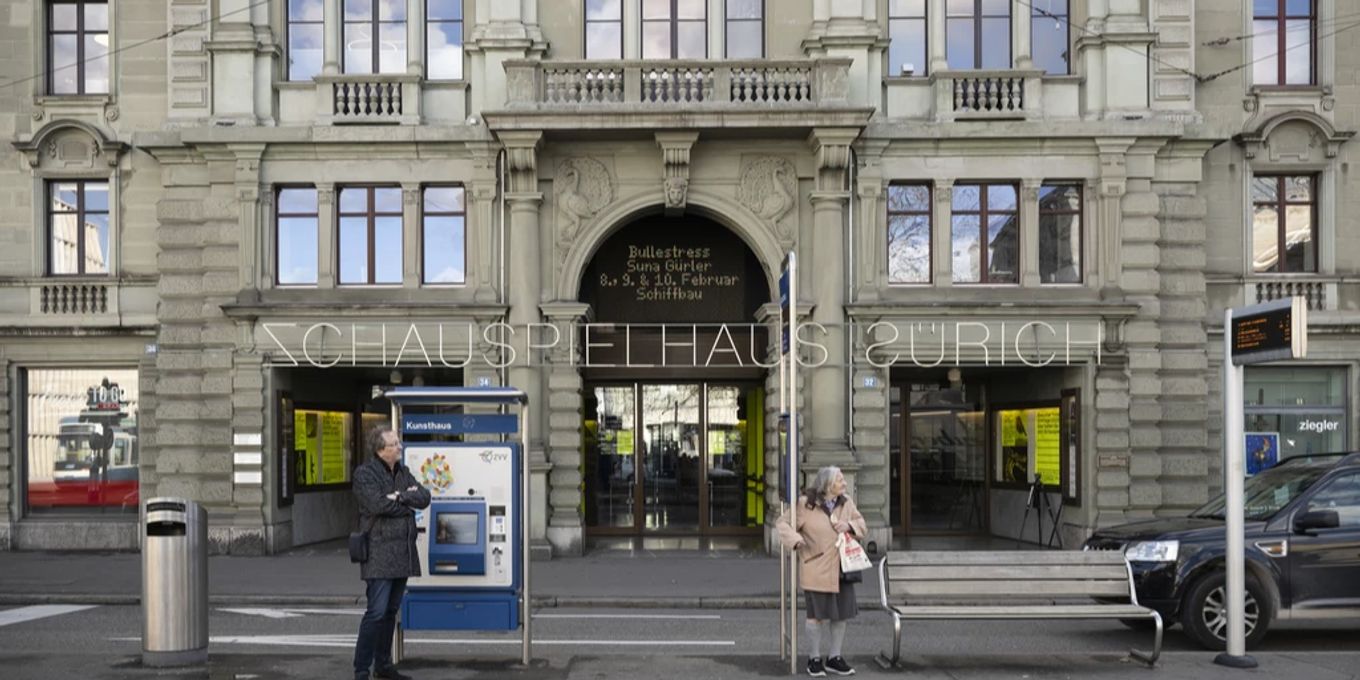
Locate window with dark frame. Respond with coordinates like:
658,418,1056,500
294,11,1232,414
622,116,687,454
48,1,110,94
1030,0,1069,75
1252,174,1317,274
286,0,324,81
338,186,403,285
888,183,932,284
946,0,1011,70
1252,0,1314,86
1038,183,1081,284
47,180,110,276
888,0,927,77
951,183,1018,284
343,0,407,75
725,0,763,59
422,186,466,284
643,0,707,59
586,0,624,59
276,187,319,286
427,0,464,79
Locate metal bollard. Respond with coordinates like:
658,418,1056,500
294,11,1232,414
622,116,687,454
141,497,208,667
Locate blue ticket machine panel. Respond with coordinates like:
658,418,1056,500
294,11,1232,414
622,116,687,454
402,443,520,631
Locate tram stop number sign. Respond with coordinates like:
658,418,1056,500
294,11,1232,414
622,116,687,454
1230,297,1307,366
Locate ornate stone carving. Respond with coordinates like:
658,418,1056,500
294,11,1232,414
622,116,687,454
317,187,334,205
738,156,797,226
554,157,614,253
403,187,420,205
934,184,953,205
664,177,689,211
105,105,120,122
1021,182,1041,204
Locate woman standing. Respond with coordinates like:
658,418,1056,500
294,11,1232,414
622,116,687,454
777,466,868,676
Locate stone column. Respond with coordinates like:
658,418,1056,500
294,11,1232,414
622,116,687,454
1014,0,1032,69
542,302,590,557
928,0,947,73
322,0,340,74
932,180,954,286
407,0,424,76
498,130,551,556
1020,178,1042,287
804,128,859,487
401,184,421,286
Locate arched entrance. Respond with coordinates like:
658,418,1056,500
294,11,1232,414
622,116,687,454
577,214,771,537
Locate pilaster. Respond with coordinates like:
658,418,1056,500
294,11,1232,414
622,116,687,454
541,302,590,557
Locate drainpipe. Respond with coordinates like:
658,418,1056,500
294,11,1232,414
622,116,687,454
846,146,858,453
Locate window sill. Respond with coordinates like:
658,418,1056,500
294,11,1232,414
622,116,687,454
1249,84,1327,95
35,94,114,105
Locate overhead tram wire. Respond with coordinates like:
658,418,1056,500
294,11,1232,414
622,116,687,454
1014,0,1202,82
1203,9,1360,46
1198,18,1360,83
0,0,274,93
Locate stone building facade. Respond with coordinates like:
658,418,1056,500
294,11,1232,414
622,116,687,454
0,0,1354,554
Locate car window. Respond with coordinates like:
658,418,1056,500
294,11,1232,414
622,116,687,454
1194,463,1328,520
1304,472,1360,528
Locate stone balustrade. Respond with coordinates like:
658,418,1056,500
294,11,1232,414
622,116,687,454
1250,276,1337,311
506,58,850,108
932,69,1043,121
39,283,109,314
316,73,422,125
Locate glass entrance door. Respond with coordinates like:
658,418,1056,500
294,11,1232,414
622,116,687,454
585,382,763,535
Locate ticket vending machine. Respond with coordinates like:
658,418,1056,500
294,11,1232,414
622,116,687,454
387,387,530,664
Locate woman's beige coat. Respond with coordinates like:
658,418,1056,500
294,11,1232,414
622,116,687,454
776,496,868,593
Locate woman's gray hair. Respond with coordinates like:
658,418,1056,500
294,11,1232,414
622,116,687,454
806,465,844,505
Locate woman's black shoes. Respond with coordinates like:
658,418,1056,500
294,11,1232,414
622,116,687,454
825,656,855,675
806,657,826,677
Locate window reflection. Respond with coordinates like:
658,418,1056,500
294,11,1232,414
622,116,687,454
48,1,109,94
25,369,140,514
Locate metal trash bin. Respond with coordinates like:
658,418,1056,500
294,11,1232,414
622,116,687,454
141,497,208,667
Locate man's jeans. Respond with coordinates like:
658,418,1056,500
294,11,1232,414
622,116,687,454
354,577,407,677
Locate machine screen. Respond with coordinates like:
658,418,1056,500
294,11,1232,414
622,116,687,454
435,512,479,545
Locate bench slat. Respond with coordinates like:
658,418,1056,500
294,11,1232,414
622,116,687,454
889,604,1153,619
894,580,1131,598
886,565,1129,581
884,551,1125,567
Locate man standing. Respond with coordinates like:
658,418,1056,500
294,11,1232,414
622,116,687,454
352,426,430,680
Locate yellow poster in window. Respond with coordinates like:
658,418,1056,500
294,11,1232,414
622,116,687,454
709,430,728,456
320,412,349,484
616,430,634,455
1034,407,1060,486
296,411,319,485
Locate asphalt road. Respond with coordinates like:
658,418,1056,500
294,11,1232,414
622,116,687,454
2,604,1358,679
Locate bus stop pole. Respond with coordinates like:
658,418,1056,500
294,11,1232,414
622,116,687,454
1216,308,1256,668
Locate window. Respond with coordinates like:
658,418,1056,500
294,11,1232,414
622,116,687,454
343,0,407,75
48,1,109,94
1030,0,1068,75
292,407,356,490
339,187,403,285
888,0,927,77
725,0,763,59
1253,0,1314,86
888,183,931,284
427,0,463,79
422,186,466,284
1038,183,1081,283
993,404,1068,490
1303,473,1360,528
947,0,1010,70
1252,175,1315,273
24,369,139,515
643,0,707,59
951,183,1017,283
277,187,319,285
1245,367,1346,460
286,0,324,81
586,0,623,59
47,180,109,276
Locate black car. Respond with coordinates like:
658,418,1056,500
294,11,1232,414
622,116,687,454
1083,452,1360,650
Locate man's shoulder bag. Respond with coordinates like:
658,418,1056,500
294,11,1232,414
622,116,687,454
349,516,376,564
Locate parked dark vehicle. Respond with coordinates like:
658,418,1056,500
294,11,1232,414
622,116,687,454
1083,452,1360,650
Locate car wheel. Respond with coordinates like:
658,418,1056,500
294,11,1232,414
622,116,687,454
1180,571,1272,651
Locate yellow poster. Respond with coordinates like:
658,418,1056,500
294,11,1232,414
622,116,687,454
320,412,349,484
1034,407,1060,486
296,411,319,485
998,409,1029,483
709,430,727,456
616,430,634,455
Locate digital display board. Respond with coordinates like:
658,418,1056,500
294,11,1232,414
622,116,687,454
1231,298,1306,365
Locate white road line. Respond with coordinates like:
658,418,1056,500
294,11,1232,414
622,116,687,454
192,635,735,649
532,614,723,620
217,607,367,619
0,605,97,628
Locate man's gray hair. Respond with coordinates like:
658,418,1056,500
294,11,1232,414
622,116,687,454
366,425,396,458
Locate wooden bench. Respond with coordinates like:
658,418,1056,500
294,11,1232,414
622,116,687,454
875,550,1162,668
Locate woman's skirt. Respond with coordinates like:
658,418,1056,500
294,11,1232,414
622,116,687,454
804,581,858,621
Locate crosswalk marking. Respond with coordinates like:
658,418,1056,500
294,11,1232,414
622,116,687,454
0,605,97,628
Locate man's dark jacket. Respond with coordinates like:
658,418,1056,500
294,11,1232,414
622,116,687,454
353,456,432,580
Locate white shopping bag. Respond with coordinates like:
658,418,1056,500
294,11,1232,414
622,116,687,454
837,531,873,573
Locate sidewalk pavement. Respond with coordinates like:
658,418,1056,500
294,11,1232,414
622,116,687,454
0,541,794,607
